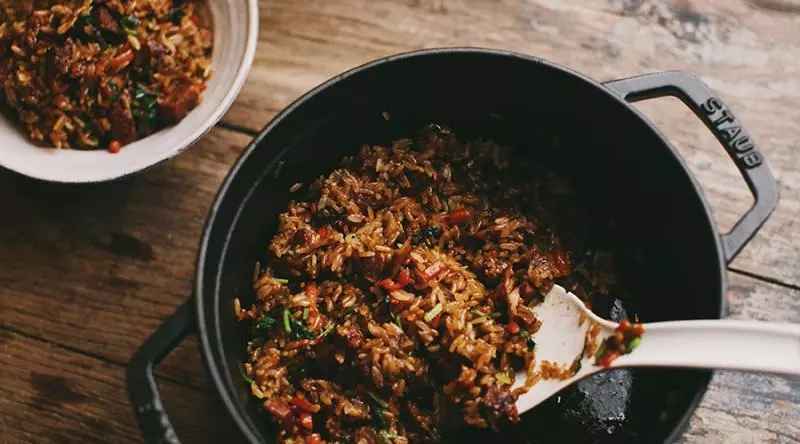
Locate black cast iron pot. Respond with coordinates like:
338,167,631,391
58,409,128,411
127,48,778,444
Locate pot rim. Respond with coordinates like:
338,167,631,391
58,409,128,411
195,47,726,444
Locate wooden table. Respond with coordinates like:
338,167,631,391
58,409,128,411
2,0,800,442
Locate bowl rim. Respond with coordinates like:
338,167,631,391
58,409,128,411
195,47,723,444
0,0,260,184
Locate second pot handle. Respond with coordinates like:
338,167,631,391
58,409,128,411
127,301,193,444
603,72,778,263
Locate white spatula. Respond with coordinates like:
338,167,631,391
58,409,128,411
514,284,800,414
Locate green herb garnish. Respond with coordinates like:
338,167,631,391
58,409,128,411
73,10,94,30
273,278,289,285
369,398,388,429
240,364,254,384
133,83,158,131
255,316,277,331
108,81,121,102
302,307,309,321
289,316,314,340
519,330,536,351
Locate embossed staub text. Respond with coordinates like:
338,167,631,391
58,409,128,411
700,97,762,169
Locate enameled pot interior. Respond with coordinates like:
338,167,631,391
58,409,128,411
199,50,723,443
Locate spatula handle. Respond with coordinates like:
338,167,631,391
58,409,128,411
612,319,800,377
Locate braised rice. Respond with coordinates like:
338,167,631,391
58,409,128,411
0,0,212,152
238,125,618,443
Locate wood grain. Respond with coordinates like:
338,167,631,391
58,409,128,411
0,329,234,444
221,0,800,286
680,274,800,444
0,126,252,388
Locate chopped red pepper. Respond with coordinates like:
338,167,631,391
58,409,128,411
421,261,446,281
307,434,322,444
108,140,122,153
298,412,313,430
190,14,200,25
633,323,645,336
317,226,328,238
507,321,520,334
444,207,472,224
290,396,317,413
617,319,631,333
264,398,294,426
396,268,413,287
597,351,621,367
378,278,401,291
110,49,134,72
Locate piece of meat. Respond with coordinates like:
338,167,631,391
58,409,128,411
109,103,137,143
95,6,120,33
357,254,386,282
336,324,364,349
290,228,314,249
134,39,169,67
157,82,200,123
49,38,74,76
525,250,565,288
264,397,294,428
350,426,379,444
472,253,508,283
479,386,520,426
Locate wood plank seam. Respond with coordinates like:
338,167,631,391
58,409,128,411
0,324,205,392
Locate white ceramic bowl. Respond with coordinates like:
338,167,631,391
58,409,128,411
0,0,259,183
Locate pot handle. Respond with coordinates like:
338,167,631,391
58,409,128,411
603,72,778,263
126,302,192,444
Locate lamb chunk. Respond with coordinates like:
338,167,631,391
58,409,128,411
109,103,137,143
134,39,169,67
157,82,200,123
358,254,386,282
350,427,379,444
479,385,520,426
50,38,74,75
95,6,120,33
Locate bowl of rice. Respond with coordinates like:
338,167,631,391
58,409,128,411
0,0,258,183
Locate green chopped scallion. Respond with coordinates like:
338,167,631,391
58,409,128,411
625,336,642,354
302,307,309,321
282,308,292,333
121,15,140,28
391,312,402,327
594,339,608,361
273,278,289,285
368,391,388,409
379,431,402,443
424,303,443,322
